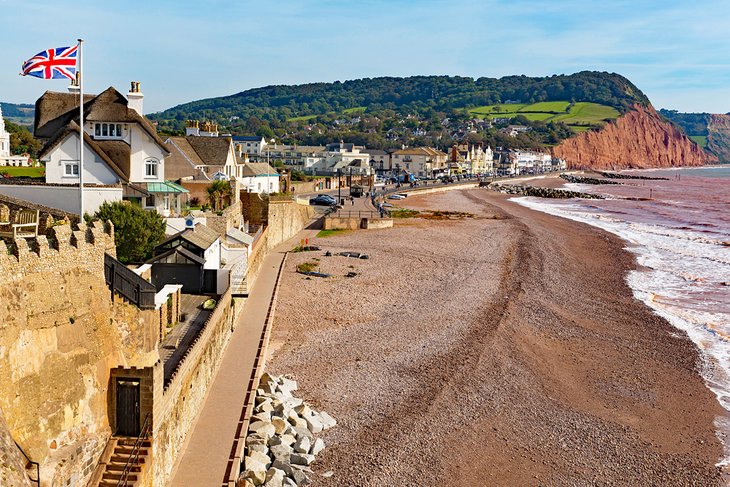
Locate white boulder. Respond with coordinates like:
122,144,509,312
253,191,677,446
310,437,325,456
293,436,311,454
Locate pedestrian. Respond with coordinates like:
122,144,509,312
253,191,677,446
351,196,355,205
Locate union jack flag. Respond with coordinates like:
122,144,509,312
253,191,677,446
21,45,78,80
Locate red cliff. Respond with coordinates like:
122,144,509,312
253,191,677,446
553,104,714,169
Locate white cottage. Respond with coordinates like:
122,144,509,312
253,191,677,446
34,83,187,215
239,162,280,193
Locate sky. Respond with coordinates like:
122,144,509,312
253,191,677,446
2,0,730,114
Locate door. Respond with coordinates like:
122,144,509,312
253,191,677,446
116,379,140,436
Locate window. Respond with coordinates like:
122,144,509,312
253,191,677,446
63,161,79,177
94,123,124,139
145,159,158,177
145,195,155,208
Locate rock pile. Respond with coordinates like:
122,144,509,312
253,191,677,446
237,373,336,487
598,171,669,181
489,182,603,199
559,174,621,185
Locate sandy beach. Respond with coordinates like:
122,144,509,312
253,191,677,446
266,186,724,486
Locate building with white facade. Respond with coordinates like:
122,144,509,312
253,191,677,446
390,147,448,177
232,135,268,156
31,82,188,216
239,162,280,193
449,143,494,174
0,107,32,167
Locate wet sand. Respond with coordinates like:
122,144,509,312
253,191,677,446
266,188,724,486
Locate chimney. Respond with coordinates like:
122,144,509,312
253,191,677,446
185,120,200,136
127,81,144,115
68,73,80,94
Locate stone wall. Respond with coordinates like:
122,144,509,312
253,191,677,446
204,200,242,236
266,200,315,251
323,216,362,230
152,290,235,486
240,192,269,226
0,221,160,487
246,227,270,287
0,409,33,487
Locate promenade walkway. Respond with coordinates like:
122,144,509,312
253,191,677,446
169,225,319,487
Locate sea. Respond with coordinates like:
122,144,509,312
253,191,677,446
514,166,730,463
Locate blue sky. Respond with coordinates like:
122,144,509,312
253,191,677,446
2,0,729,114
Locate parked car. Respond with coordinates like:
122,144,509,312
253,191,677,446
387,194,406,200
310,195,337,206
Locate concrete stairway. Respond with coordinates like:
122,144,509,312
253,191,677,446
96,437,150,487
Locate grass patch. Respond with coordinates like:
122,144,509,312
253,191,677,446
316,228,348,238
519,101,570,112
551,102,618,124
690,135,708,148
390,208,421,218
296,261,318,273
422,210,474,220
0,166,44,178
287,114,318,122
343,106,367,114
466,101,619,127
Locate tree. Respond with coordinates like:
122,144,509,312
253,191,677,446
91,201,165,264
206,180,233,211
5,120,42,157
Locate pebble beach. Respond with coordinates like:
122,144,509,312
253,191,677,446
266,187,724,486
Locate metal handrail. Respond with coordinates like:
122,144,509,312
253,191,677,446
116,412,151,487
13,441,39,487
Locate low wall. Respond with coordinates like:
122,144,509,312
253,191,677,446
324,217,361,230
246,227,270,287
364,218,393,229
323,216,393,230
152,290,235,486
0,183,121,216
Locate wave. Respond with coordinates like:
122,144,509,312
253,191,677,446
513,195,730,465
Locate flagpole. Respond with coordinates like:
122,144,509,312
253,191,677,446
78,38,84,219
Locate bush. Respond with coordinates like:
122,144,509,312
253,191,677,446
91,201,166,263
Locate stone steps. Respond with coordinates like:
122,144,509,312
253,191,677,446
93,436,150,487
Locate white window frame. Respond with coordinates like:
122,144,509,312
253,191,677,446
94,123,124,140
145,158,159,178
62,160,79,178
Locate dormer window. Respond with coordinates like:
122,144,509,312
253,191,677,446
94,123,124,139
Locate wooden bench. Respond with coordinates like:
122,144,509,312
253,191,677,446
0,209,39,239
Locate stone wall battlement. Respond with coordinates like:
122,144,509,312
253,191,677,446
0,220,115,280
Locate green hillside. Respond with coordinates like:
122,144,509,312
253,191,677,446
151,71,647,126
0,102,35,126
149,71,649,151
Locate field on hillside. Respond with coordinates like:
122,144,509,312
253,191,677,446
467,101,619,131
690,135,708,148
